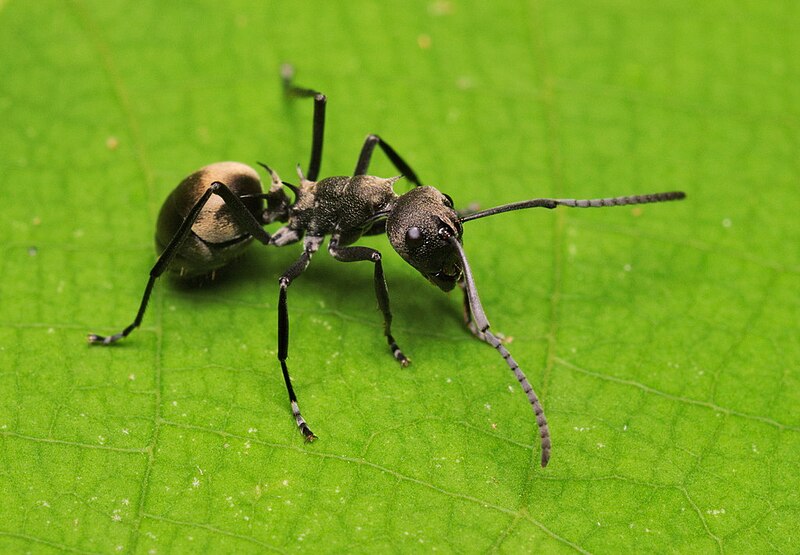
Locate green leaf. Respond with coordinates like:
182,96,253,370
1,0,798,553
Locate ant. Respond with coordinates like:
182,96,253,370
88,65,685,467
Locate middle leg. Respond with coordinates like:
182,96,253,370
277,235,323,441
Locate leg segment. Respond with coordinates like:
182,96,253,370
278,236,323,440
282,64,327,182
353,134,424,187
328,237,410,366
88,182,270,345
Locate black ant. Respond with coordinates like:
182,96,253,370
88,65,685,467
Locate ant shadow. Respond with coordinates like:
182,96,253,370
165,240,465,338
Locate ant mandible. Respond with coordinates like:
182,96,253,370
89,65,686,467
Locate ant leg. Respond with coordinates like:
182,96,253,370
353,134,424,187
88,182,271,345
282,64,327,181
328,237,410,366
278,236,323,440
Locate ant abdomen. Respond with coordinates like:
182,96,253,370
155,162,264,278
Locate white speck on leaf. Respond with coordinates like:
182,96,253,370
456,76,474,89
429,0,454,16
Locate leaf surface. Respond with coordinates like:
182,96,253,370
1,1,798,553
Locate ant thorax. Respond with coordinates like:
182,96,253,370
287,175,399,241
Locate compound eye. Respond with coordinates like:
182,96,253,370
405,226,424,248
442,193,454,208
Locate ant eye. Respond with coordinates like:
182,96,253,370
443,194,454,208
405,226,424,247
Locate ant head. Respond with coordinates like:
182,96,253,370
387,186,463,291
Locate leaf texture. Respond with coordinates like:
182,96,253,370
0,1,798,553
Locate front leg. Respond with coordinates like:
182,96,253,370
328,236,410,366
